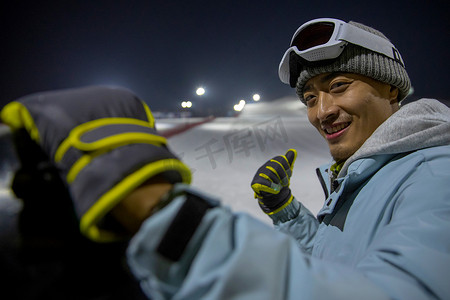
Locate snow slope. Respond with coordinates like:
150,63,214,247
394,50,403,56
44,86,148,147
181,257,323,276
158,96,331,224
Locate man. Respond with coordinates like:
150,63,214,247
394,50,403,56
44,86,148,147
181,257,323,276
1,19,449,300
251,17,450,298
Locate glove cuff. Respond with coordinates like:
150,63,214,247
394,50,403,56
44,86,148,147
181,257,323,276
267,197,301,223
258,188,292,214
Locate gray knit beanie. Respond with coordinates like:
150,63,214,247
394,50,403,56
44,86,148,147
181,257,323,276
295,21,411,104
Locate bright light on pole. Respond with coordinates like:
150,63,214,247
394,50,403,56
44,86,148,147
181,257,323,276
234,99,246,112
196,87,205,96
252,94,260,101
181,101,192,108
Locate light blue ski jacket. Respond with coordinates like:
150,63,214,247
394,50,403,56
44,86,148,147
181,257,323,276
127,99,450,300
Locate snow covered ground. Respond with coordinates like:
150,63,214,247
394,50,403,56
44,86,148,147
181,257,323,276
0,96,332,226
157,96,331,224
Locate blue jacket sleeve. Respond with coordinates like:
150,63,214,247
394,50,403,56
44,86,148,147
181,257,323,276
126,186,388,300
270,198,320,254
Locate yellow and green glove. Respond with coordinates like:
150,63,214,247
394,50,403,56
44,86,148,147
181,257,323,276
251,149,297,215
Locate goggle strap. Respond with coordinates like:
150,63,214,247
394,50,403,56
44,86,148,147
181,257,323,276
342,25,405,67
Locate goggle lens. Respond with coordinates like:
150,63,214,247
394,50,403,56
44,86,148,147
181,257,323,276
291,22,335,51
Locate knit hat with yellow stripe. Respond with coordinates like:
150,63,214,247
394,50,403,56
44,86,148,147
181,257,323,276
1,85,191,242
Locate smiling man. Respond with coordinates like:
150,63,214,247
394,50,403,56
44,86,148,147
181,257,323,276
304,72,399,162
251,18,450,299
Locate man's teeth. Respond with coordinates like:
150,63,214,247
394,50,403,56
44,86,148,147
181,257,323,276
326,123,348,134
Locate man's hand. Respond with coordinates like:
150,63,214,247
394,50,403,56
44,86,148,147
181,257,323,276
251,149,297,215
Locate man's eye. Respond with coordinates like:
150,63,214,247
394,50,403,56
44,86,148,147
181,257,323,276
330,81,349,91
304,95,316,106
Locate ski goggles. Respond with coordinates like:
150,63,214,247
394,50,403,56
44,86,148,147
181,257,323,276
279,18,405,87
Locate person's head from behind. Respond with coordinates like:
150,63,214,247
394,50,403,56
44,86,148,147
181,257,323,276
1,86,192,244
278,18,411,161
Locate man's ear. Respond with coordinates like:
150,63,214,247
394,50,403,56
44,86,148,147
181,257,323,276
389,86,399,104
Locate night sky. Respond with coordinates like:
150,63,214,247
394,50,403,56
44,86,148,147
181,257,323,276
1,1,449,116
